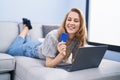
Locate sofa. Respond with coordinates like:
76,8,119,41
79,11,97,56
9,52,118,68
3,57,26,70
0,21,120,80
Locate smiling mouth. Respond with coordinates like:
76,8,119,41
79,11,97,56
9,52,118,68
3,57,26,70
68,25,75,30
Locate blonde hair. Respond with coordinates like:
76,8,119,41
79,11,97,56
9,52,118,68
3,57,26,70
57,8,87,60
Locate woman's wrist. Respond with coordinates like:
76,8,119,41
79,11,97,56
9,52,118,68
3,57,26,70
59,52,66,57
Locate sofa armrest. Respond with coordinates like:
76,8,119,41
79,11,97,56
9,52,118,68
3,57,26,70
0,53,15,73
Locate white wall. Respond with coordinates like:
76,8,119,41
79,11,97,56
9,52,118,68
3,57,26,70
69,0,86,14
0,0,86,24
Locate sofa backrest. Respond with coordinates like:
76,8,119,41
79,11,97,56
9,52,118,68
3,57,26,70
0,22,60,53
0,22,19,53
19,23,43,41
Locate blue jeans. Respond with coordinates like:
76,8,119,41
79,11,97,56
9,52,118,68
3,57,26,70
7,35,42,58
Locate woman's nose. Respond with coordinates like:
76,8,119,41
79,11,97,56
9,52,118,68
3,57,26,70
70,20,75,24
69,21,75,25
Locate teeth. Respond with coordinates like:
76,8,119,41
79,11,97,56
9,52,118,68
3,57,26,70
69,26,75,30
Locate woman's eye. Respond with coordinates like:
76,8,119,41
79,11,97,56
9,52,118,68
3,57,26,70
67,18,71,21
74,20,78,22
74,19,79,22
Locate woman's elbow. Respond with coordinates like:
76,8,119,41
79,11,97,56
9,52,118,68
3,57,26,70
45,62,56,68
45,57,56,68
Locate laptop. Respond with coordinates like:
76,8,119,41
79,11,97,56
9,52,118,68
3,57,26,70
57,45,108,72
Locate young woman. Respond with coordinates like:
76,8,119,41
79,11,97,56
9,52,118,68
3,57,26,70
7,8,87,68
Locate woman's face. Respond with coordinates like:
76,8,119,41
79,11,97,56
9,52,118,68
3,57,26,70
65,11,80,35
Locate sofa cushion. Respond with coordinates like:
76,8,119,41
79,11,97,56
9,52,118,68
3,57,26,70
0,22,19,53
42,25,59,38
19,23,43,41
0,53,15,73
14,56,120,80
14,56,45,80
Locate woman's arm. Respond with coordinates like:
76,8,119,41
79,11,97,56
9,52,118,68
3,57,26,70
46,42,66,67
46,53,65,67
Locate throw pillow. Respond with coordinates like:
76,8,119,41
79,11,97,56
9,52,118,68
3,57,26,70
42,25,59,38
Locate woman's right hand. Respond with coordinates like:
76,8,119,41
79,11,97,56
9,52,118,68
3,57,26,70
57,41,67,56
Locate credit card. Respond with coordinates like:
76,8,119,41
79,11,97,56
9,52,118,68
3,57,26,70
59,33,69,42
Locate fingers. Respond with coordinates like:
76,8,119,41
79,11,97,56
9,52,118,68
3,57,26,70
57,42,67,54
58,41,66,45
